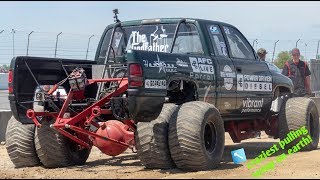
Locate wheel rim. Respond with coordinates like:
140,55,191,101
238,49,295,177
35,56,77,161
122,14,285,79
204,122,217,153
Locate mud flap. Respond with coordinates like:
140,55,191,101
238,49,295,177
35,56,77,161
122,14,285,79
128,96,164,122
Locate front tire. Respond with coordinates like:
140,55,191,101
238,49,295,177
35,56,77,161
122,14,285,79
278,97,319,151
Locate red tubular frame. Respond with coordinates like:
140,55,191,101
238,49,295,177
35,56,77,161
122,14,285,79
26,78,135,150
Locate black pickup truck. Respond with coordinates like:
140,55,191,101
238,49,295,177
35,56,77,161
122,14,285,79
7,17,319,171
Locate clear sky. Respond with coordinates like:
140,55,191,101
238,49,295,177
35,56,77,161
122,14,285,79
1,1,320,64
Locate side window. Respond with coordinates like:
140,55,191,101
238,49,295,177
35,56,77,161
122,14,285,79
172,24,204,54
206,25,228,57
223,26,255,60
98,29,112,64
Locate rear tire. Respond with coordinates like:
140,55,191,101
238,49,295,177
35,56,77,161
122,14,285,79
5,116,41,168
278,97,319,151
168,101,225,171
34,118,91,168
135,103,178,169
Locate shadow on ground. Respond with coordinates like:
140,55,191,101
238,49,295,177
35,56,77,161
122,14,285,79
87,154,139,166
76,141,280,175
72,141,320,175
223,141,283,162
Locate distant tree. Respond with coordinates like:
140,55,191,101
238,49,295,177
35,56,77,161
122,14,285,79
2,64,9,70
274,51,305,69
0,64,10,73
274,51,291,69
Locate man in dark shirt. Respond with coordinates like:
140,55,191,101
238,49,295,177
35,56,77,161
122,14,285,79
282,48,311,97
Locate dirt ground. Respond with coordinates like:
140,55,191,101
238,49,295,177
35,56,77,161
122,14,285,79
1,132,320,179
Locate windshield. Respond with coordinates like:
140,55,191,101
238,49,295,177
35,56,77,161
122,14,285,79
97,23,204,64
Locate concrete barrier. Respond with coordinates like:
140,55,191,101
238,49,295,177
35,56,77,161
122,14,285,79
0,73,8,90
0,110,12,142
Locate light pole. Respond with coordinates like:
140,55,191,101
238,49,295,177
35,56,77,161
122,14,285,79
304,43,307,60
252,39,258,51
272,40,279,63
54,32,62,58
295,38,301,48
86,34,94,59
11,29,16,57
316,40,320,59
26,31,34,56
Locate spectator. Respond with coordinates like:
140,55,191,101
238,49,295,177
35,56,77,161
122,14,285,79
281,48,311,97
257,48,267,61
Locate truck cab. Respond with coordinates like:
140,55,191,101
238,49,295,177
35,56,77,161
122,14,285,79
94,18,293,123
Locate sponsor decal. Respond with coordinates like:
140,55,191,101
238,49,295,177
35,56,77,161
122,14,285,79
128,25,169,52
143,54,177,73
241,98,264,113
189,57,214,74
220,42,228,56
237,74,272,92
190,72,214,81
144,79,166,89
176,58,189,67
209,25,219,34
220,65,236,90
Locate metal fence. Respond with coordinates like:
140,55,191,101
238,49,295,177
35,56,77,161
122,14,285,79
0,29,320,64
0,30,102,64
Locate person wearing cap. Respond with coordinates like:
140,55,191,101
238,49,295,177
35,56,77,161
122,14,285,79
282,48,311,97
257,48,267,61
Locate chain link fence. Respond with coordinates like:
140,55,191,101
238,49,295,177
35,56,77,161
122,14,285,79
0,30,320,93
0,30,319,63
0,30,102,65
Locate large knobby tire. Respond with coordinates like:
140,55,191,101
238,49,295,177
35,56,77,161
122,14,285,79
278,97,319,151
34,118,91,168
169,101,225,171
135,103,178,169
5,116,41,168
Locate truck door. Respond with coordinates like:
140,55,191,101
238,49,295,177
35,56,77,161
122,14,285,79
221,25,273,118
204,23,238,117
